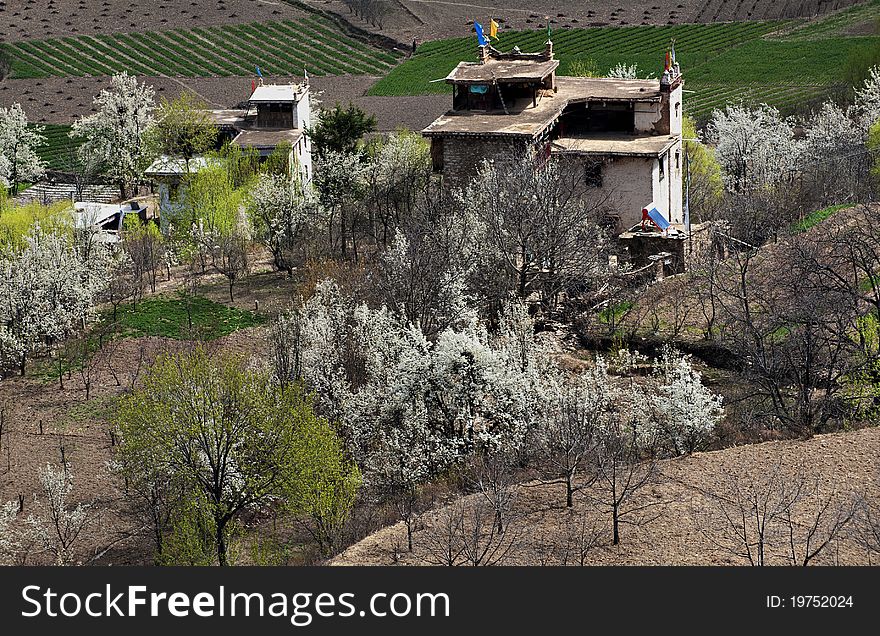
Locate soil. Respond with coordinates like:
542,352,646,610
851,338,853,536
0,74,447,132
306,0,869,43
332,426,880,566
0,0,306,43
0,256,285,565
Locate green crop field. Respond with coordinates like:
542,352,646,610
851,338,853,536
0,15,401,80
367,3,880,117
32,124,82,172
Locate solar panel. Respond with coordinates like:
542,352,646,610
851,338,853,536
647,206,670,230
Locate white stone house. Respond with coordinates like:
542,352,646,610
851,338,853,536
422,43,684,235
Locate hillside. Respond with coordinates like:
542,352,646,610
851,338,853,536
333,426,880,566
368,1,880,117
308,0,871,41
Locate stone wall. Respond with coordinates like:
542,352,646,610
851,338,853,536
438,136,533,190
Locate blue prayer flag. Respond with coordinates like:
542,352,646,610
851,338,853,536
474,22,488,46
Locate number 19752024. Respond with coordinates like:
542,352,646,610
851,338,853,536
767,595,854,608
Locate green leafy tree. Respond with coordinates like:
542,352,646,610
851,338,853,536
869,120,880,184
287,415,361,557
153,92,218,174
683,115,723,222
115,349,354,565
307,102,376,158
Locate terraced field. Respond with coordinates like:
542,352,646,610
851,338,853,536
0,15,402,80
367,2,880,117
36,124,80,171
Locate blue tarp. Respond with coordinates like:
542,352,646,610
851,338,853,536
646,206,670,230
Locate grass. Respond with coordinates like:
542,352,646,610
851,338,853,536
790,204,851,234
367,8,880,117
113,295,266,340
599,301,634,325
27,295,263,383
0,16,401,79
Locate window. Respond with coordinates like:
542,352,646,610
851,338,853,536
659,154,666,181
585,161,603,188
675,102,680,119
675,150,680,170
431,137,444,172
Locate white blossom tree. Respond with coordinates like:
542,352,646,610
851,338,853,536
72,72,156,198
651,348,723,456
250,172,317,276
706,103,801,194
0,103,46,194
0,500,22,565
27,462,94,565
607,62,639,79
0,224,109,377
853,65,880,130
801,100,870,203
539,361,612,507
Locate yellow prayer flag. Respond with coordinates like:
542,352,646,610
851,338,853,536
490,19,499,40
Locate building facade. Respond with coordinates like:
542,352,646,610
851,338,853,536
422,43,684,234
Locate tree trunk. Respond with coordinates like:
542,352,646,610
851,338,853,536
612,505,620,545
566,474,574,508
216,522,228,566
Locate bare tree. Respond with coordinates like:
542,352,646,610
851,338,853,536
538,510,604,566
783,481,857,566
421,501,466,566
698,461,856,566
713,236,861,435
464,155,610,309
586,394,659,545
853,492,880,561
467,450,518,533
456,498,518,566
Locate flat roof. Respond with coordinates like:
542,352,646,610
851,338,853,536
208,109,249,127
422,76,664,139
561,76,662,102
446,58,560,84
232,128,303,149
249,85,302,103
551,133,678,157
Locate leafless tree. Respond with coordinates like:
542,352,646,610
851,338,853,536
853,492,880,562
586,399,659,545
421,501,466,566
783,481,857,566
456,498,518,566
464,155,610,309
697,460,804,566
200,230,249,302
697,460,856,566
269,305,305,389
713,235,861,435
539,510,603,566
467,450,518,533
